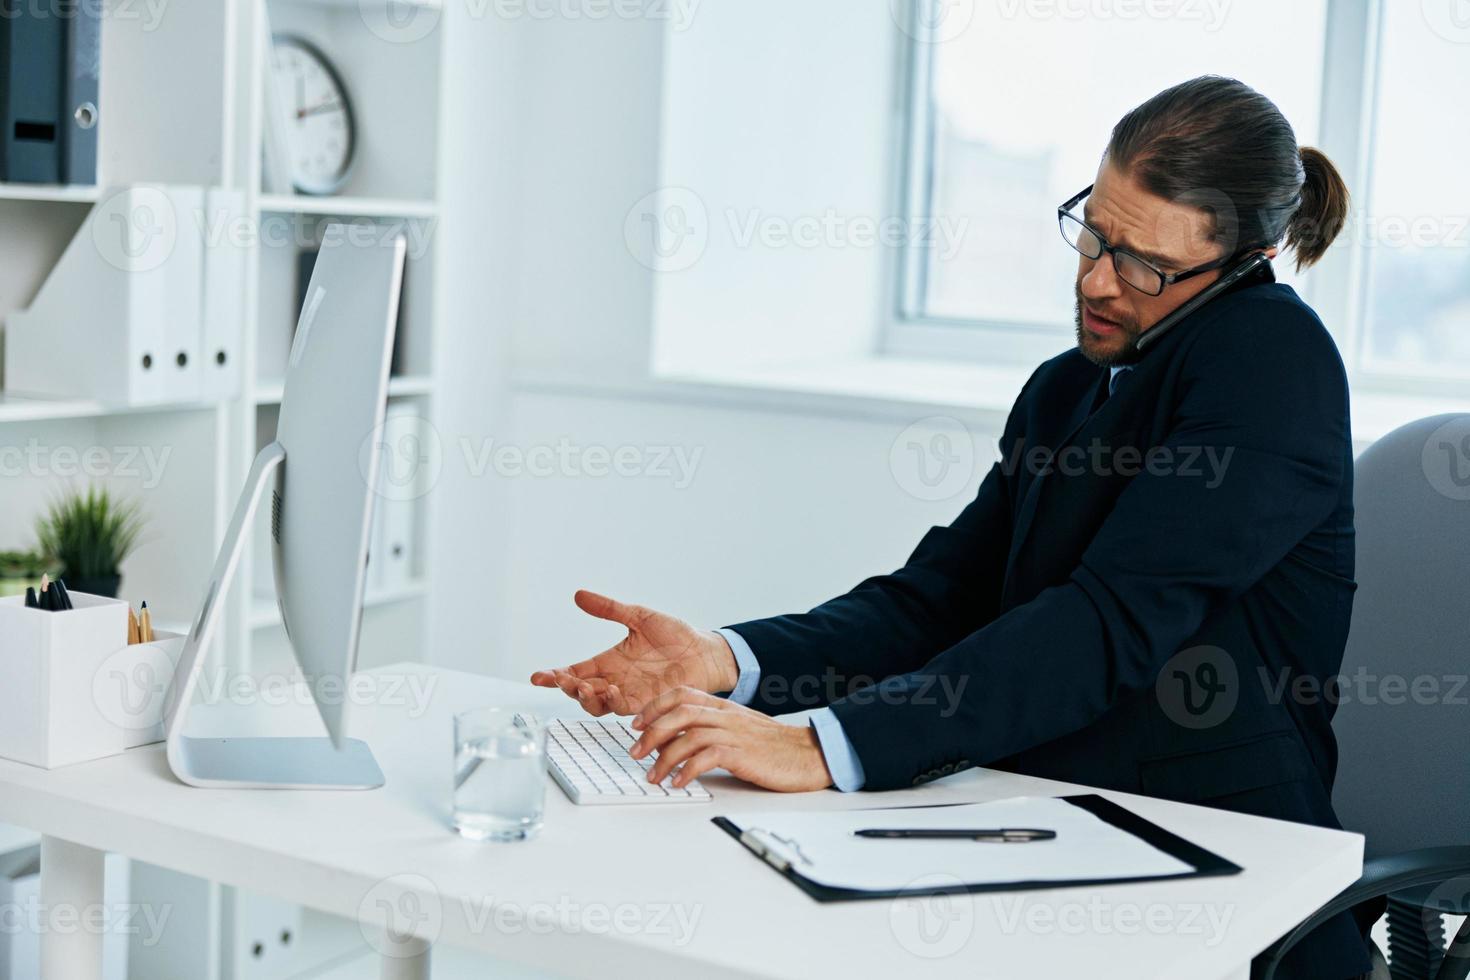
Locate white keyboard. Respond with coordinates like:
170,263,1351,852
539,717,711,805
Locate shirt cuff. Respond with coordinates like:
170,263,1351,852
809,707,867,792
715,628,761,706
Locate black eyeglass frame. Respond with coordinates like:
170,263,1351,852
1057,184,1256,297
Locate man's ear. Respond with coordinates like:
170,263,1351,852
1262,246,1280,260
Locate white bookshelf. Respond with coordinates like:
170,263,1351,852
0,0,451,974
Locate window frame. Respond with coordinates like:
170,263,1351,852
884,0,1470,395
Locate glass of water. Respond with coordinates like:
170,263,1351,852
453,708,547,842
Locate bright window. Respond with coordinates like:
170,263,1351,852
1360,0,1470,372
899,0,1327,334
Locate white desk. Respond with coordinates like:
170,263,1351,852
0,663,1362,980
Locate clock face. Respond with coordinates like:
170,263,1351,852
272,36,355,195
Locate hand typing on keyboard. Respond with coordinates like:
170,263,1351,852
542,718,713,805
531,590,836,795
629,688,834,794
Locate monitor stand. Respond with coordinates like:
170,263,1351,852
160,442,385,790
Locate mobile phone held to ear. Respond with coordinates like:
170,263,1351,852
1134,252,1273,353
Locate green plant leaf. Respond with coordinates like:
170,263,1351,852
34,486,147,579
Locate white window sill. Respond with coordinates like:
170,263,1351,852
513,355,1469,449
513,355,1025,428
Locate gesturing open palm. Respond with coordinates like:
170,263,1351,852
530,590,739,716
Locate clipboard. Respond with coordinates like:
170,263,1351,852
712,794,1242,902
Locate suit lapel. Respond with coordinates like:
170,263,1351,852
1004,366,1108,579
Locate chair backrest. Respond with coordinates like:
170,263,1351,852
1331,414,1470,859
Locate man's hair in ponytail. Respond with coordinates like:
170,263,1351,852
1106,75,1350,272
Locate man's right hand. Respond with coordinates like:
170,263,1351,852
529,590,741,716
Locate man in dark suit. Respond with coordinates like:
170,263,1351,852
534,77,1369,979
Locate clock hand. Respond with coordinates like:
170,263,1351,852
296,100,342,120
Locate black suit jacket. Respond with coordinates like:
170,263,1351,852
728,279,1368,979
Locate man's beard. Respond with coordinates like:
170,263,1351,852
1074,284,1144,368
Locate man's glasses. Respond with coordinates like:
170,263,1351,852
1057,184,1245,297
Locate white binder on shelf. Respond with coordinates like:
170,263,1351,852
4,186,178,406
3,185,246,408
369,401,426,593
160,185,204,403
201,188,246,399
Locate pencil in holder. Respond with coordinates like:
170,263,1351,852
0,592,182,769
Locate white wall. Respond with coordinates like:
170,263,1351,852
429,5,1006,680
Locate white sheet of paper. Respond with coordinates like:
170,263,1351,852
732,796,1193,892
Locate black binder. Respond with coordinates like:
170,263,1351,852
0,0,100,184
60,0,101,184
713,794,1242,902
0,6,64,183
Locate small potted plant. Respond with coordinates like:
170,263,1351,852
0,549,53,598
35,487,147,598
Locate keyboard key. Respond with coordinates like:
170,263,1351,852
538,717,711,806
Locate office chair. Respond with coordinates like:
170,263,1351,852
1259,414,1470,980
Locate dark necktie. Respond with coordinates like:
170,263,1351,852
1109,366,1135,398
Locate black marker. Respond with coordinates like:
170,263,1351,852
854,828,1056,842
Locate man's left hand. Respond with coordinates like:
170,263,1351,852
629,688,834,792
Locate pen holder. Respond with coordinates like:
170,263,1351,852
0,593,183,769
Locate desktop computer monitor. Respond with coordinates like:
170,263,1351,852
161,230,407,789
